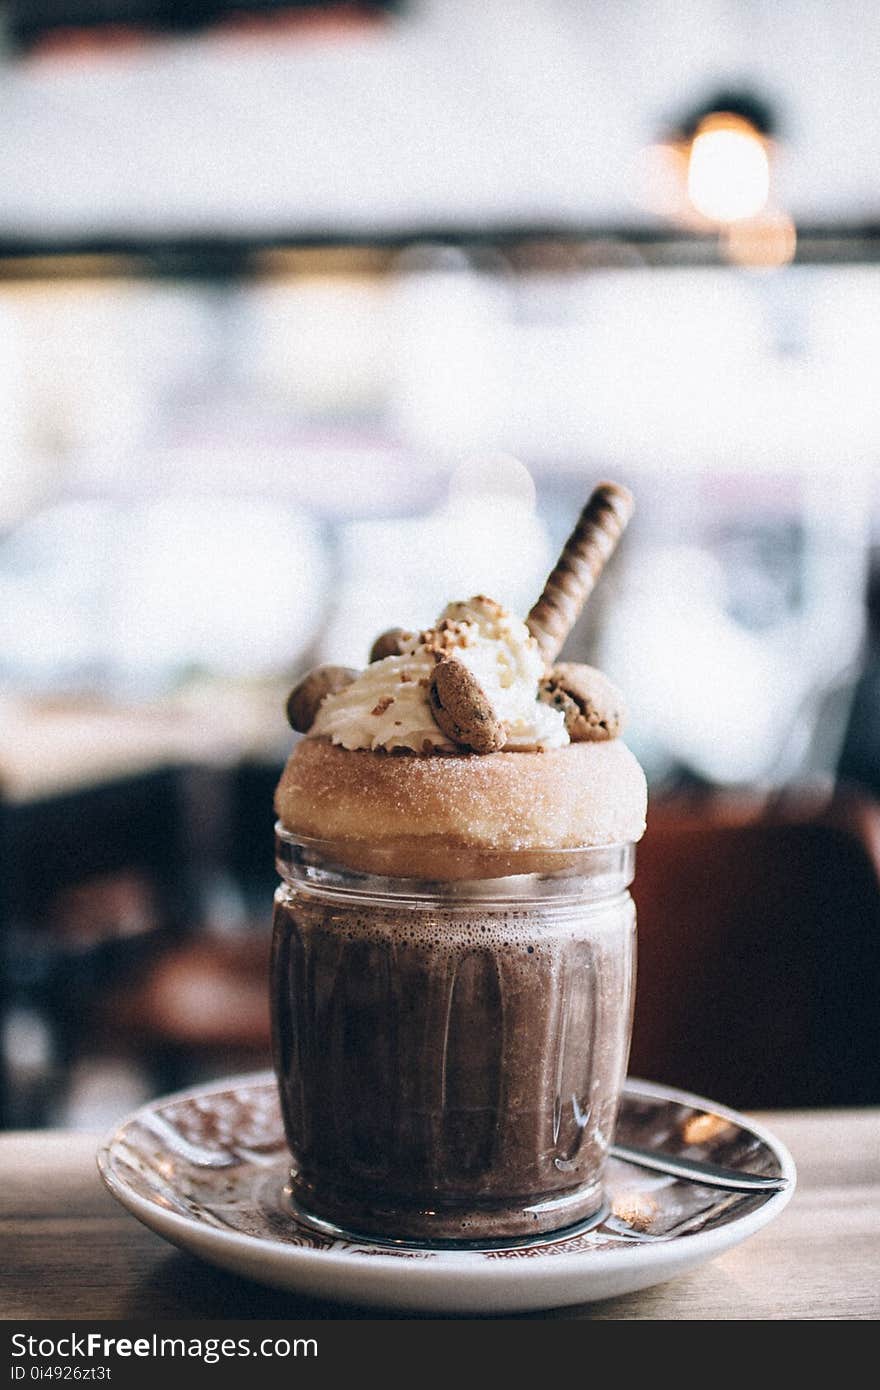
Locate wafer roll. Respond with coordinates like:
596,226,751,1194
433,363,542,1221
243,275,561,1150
527,482,633,662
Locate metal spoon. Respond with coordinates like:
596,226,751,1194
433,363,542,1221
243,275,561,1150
610,1142,789,1193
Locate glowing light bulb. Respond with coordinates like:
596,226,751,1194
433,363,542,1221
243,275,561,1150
687,114,770,223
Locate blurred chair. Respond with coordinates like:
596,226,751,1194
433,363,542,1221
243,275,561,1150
0,767,194,1127
95,933,271,1096
630,788,880,1109
87,758,281,1094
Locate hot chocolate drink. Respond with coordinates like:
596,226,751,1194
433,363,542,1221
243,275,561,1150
271,483,646,1242
272,840,635,1240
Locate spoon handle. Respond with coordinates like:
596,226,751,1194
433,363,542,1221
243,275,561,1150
611,1142,789,1193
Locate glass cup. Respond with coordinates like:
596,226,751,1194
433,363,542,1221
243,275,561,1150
271,828,636,1243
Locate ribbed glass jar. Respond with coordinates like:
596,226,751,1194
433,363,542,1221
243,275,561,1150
271,828,636,1243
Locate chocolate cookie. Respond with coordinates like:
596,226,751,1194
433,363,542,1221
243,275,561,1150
429,658,507,754
369,628,413,663
286,665,359,733
538,663,624,742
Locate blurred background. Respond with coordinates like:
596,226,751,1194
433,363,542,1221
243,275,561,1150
1,0,878,1130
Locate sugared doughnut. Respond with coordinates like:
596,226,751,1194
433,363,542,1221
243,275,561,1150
275,737,647,879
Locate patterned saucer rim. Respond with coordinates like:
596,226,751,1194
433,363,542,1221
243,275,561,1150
96,1071,796,1308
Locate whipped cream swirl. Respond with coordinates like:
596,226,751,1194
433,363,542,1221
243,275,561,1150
311,597,569,753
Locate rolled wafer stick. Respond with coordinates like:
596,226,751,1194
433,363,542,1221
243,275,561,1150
526,481,634,663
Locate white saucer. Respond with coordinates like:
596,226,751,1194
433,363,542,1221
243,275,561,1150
97,1072,795,1314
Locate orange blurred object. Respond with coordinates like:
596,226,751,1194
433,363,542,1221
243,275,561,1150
723,211,798,268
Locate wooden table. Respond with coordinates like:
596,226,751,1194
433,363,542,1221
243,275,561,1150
1,1111,877,1320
